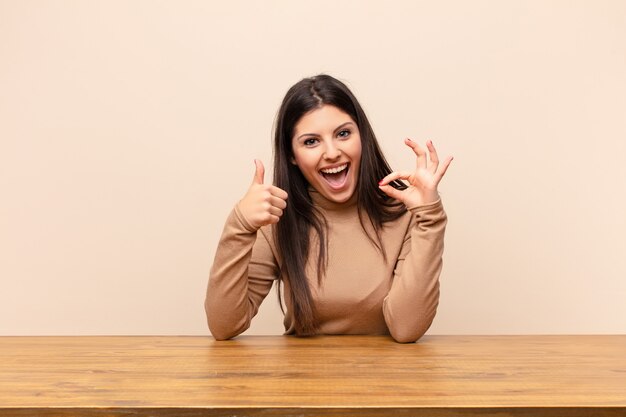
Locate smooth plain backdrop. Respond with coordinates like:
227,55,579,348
1,0,625,335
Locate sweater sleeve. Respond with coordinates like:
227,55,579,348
382,198,447,343
204,203,279,340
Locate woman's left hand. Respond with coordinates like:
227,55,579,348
378,138,453,207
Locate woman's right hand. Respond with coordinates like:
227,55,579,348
238,159,288,229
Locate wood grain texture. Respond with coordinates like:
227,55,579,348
0,335,625,416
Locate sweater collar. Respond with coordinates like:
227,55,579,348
308,186,358,212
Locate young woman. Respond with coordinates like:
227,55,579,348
205,74,452,343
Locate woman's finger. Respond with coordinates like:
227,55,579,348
270,186,288,201
405,138,427,169
270,195,287,210
378,184,404,201
268,206,283,218
426,140,439,173
435,156,454,182
379,171,412,186
267,214,281,225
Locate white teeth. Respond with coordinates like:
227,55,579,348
320,164,348,174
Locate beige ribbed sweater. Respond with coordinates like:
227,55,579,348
205,189,447,343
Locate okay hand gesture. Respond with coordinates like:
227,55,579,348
378,139,453,208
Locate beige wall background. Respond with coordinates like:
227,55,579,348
1,0,625,336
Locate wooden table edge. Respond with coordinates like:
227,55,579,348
2,406,626,417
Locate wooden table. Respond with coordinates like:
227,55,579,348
0,335,624,416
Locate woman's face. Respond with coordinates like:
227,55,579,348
291,105,362,204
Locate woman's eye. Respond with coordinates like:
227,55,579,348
338,129,351,138
303,138,318,146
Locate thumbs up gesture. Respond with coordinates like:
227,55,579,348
238,160,289,230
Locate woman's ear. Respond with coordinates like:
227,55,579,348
290,157,297,166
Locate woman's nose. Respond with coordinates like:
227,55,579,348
323,141,341,160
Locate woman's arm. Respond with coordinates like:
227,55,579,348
383,199,447,343
205,160,287,340
204,204,278,340
378,138,452,343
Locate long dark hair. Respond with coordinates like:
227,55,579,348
273,74,406,335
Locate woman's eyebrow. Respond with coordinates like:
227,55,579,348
333,121,355,132
296,122,355,141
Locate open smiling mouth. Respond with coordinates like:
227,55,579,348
319,163,349,189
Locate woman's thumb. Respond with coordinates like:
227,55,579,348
253,159,265,184
378,184,402,201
